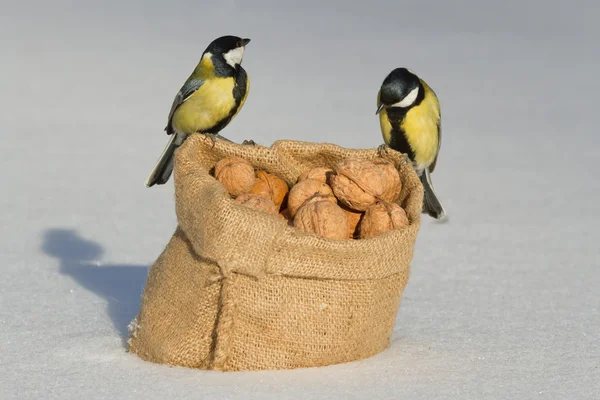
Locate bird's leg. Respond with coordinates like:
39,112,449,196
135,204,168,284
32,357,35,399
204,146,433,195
214,133,233,142
242,139,256,146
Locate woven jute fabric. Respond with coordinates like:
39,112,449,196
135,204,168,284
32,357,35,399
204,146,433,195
128,134,424,371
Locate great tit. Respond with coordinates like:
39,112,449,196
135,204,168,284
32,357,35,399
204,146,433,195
145,35,251,187
376,67,446,220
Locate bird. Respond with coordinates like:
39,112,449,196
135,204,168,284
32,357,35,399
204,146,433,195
145,35,251,187
376,67,446,220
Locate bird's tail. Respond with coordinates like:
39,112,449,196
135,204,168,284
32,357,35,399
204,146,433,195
145,133,186,187
420,168,447,220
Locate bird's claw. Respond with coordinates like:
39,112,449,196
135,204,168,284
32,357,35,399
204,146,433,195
200,133,255,148
204,133,218,149
202,133,232,149
377,143,390,156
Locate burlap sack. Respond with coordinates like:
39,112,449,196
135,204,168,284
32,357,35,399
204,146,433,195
128,135,424,371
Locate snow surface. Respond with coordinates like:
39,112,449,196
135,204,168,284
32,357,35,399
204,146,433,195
1,0,599,398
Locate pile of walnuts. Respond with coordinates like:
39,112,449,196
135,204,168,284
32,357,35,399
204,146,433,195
212,156,409,240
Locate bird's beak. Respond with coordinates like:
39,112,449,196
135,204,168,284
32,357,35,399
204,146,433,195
375,104,385,115
241,38,251,46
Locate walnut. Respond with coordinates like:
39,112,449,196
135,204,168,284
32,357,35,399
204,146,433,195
359,201,409,239
297,167,334,185
372,158,402,203
214,156,255,197
330,159,387,211
293,200,349,240
340,204,363,239
287,178,336,216
251,170,289,208
235,193,280,217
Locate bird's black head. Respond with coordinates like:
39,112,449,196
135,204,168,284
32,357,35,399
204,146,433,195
203,35,251,71
376,68,422,114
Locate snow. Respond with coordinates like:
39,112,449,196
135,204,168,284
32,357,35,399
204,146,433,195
1,0,599,398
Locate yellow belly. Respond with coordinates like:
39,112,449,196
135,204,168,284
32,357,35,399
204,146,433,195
379,81,440,170
401,101,439,169
236,76,250,120
171,77,236,134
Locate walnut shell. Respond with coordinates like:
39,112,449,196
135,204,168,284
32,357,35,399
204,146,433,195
301,193,337,207
235,193,280,217
251,170,289,208
372,158,402,202
340,204,363,239
287,178,336,216
359,201,409,239
297,167,334,185
294,201,349,240
330,159,386,211
214,156,255,197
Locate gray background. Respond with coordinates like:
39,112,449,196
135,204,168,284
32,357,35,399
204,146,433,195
1,0,598,398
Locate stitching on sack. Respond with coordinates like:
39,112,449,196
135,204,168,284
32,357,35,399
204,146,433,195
267,271,406,283
261,222,288,278
232,269,405,283
209,274,237,370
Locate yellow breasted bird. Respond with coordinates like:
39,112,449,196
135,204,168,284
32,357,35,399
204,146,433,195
145,35,251,187
376,67,446,219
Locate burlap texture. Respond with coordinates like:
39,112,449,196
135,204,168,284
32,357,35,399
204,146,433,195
128,135,424,371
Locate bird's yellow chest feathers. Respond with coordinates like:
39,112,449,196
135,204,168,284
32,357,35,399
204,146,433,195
378,110,394,146
171,77,236,134
380,82,440,169
401,92,440,167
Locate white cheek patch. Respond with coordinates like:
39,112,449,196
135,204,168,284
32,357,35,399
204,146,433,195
203,52,213,60
392,86,420,108
224,47,245,67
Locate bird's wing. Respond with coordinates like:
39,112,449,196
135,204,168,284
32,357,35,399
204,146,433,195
437,112,442,151
430,110,442,172
165,78,205,134
421,79,442,173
